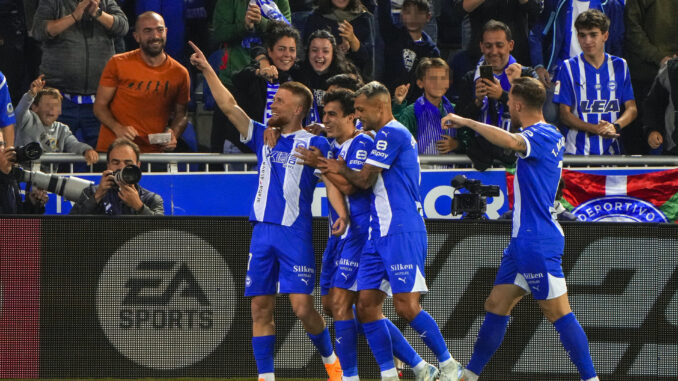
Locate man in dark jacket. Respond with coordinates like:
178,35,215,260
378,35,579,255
0,146,46,214
644,58,678,155
70,138,163,215
32,0,128,149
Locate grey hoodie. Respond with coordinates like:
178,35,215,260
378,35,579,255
15,92,93,155
32,0,128,95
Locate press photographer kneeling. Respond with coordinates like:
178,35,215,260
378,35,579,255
0,142,48,214
70,138,164,215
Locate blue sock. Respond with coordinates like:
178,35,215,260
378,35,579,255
334,319,359,377
553,312,597,380
385,318,423,368
352,306,365,336
410,310,451,363
252,335,276,374
466,312,510,375
307,327,334,358
362,319,396,371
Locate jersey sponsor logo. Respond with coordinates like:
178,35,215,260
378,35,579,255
579,99,620,114
390,263,414,271
572,196,668,222
370,150,389,159
376,140,388,151
554,80,561,95
355,149,368,160
96,230,235,370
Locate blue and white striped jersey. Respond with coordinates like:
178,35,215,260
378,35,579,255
328,133,373,238
513,122,565,239
553,53,634,155
242,120,330,232
365,120,426,237
0,72,15,128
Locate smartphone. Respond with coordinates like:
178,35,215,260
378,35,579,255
479,65,494,81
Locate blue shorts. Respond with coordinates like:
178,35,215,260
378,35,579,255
245,222,315,296
494,236,567,300
357,231,429,296
319,230,365,296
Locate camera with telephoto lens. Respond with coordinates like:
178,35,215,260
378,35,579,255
14,142,43,163
451,174,500,220
112,164,142,187
14,167,94,202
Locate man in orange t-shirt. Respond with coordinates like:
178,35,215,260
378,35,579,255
94,11,189,153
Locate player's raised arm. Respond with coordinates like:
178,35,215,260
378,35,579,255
442,112,526,153
188,41,250,137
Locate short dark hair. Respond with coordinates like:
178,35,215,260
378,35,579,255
323,89,355,115
510,77,546,110
574,9,610,33
263,21,300,51
107,138,141,163
402,0,431,13
326,74,363,91
355,81,390,99
415,57,449,81
33,87,63,105
279,81,313,116
481,19,512,42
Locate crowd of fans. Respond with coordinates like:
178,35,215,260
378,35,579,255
0,0,677,167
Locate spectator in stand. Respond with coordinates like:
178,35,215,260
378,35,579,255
529,0,624,86
377,0,439,104
94,11,190,153
392,57,470,155
224,21,301,153
553,9,636,156
0,0,30,103
303,0,374,81
210,0,291,153
15,75,99,166
643,57,678,155
463,0,542,73
624,0,678,154
32,0,129,150
0,70,15,147
456,20,538,170
296,29,361,124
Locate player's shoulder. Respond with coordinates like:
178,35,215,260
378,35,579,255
523,122,563,142
378,120,411,140
353,132,374,146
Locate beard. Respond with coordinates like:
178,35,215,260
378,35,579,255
140,38,166,57
267,113,291,128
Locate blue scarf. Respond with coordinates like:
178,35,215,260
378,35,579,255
263,81,279,125
413,95,455,154
242,0,291,48
473,55,517,131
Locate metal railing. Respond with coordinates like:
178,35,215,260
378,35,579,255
30,153,678,174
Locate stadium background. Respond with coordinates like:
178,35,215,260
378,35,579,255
1,217,676,380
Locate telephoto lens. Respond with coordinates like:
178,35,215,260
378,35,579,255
113,164,142,186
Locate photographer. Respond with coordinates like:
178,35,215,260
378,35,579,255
0,146,47,214
69,138,163,215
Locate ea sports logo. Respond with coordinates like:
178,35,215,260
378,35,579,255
96,230,235,370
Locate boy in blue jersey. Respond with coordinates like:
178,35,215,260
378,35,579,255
442,77,599,381
318,82,463,381
553,9,637,155
189,41,346,381
0,71,16,148
296,89,439,381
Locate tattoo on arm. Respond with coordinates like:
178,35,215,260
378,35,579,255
342,163,381,190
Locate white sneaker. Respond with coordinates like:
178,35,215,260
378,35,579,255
414,363,440,381
439,359,463,381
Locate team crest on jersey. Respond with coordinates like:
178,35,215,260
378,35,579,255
572,196,668,223
608,81,618,91
402,49,416,72
6,102,13,114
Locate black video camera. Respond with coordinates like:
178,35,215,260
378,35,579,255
14,142,43,163
451,174,500,219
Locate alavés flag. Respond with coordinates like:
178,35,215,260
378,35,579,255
561,168,678,223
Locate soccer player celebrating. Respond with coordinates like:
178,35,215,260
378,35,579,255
318,82,462,381
441,77,599,381
189,41,345,381
296,89,439,381
553,9,637,155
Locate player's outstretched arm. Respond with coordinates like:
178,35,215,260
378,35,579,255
318,157,381,190
188,41,250,138
442,113,526,153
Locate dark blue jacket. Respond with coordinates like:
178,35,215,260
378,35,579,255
529,0,625,73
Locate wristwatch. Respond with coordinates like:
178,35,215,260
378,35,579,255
94,8,103,18
613,123,622,134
